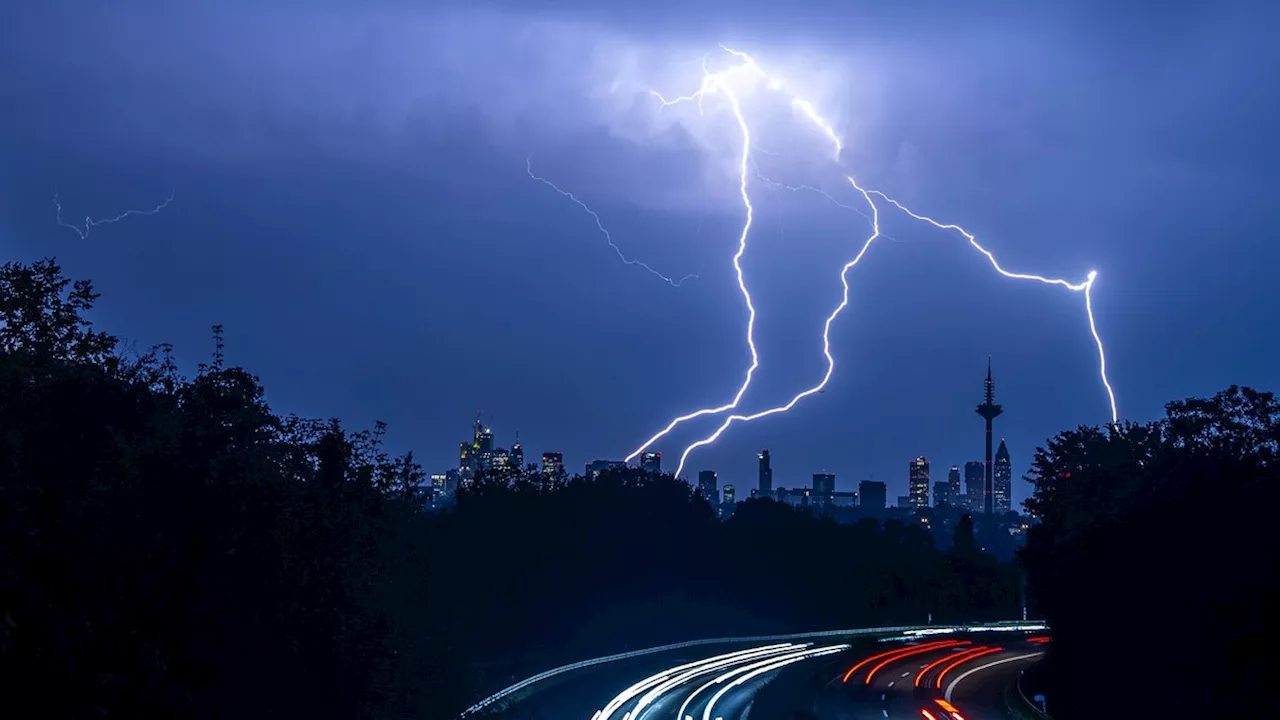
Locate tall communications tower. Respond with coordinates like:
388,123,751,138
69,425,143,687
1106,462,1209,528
975,358,1004,518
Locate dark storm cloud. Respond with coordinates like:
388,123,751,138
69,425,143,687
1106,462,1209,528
1,0,1276,501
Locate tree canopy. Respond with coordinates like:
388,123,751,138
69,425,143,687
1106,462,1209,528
0,258,1022,718
1022,386,1276,717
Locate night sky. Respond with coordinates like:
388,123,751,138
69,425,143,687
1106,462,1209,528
3,1,1277,505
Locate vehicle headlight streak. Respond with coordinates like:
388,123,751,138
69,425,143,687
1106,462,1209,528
590,643,802,720
55,191,175,240
619,45,1118,478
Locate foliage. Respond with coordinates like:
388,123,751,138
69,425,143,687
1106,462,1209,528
1022,386,1277,717
0,259,1020,718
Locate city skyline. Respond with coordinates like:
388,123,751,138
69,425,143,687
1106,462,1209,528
439,363,1021,507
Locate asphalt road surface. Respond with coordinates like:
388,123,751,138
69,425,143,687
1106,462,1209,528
813,633,1049,720
489,629,1048,720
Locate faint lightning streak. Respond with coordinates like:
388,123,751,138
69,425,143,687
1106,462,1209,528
525,159,700,287
624,56,764,464
55,191,174,240
867,191,1118,423
751,162,872,223
673,176,881,479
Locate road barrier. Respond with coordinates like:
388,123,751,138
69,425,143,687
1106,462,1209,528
458,620,1047,716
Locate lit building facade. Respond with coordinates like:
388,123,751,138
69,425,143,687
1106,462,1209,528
812,472,835,500
585,459,625,478
541,452,565,488
994,439,1013,514
908,456,930,508
757,450,773,499
640,451,662,475
933,480,950,507
698,470,719,504
964,461,984,512
511,434,524,473
948,465,961,506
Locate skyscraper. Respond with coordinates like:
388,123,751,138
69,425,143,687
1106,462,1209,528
511,432,524,473
964,461,984,512
975,358,1004,517
585,459,625,478
933,480,950,507
812,472,835,496
541,452,565,488
698,470,719,504
757,450,773,499
908,456,930,508
640,451,662,475
948,465,962,506
859,480,887,510
994,439,1013,515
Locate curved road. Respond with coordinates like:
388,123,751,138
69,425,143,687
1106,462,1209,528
815,633,1050,719
483,627,1048,719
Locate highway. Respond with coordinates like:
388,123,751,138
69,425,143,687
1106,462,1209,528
471,624,1048,719
814,632,1049,719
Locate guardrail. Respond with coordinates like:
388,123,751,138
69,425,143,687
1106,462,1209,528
1006,667,1052,719
458,620,1047,717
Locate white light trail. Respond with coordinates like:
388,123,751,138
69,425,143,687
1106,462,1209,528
593,643,803,720
55,191,174,240
526,159,701,287
677,644,848,720
699,644,850,720
628,644,804,717
624,45,1119,475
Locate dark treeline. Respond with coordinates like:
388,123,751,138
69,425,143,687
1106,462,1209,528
1022,386,1275,717
0,259,1019,719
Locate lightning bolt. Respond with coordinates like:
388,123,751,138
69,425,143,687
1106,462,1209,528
623,51,765,463
622,45,1119,479
55,191,174,240
526,159,701,287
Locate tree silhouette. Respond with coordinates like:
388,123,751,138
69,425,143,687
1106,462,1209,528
0,259,1028,719
1021,386,1276,718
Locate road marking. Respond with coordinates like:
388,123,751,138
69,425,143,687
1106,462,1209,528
901,671,911,677
888,681,895,687
944,652,1045,703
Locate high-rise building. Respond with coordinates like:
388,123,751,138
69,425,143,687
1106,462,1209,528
908,456,930,508
994,439,1012,515
975,358,1004,517
812,472,835,497
640,451,662,475
511,432,524,473
698,470,719,504
459,413,493,476
431,473,446,494
897,495,913,509
933,481,950,507
832,491,858,507
541,452,565,488
586,459,625,478
859,480,887,510
948,466,961,506
723,484,736,505
964,461,984,512
757,450,773,499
